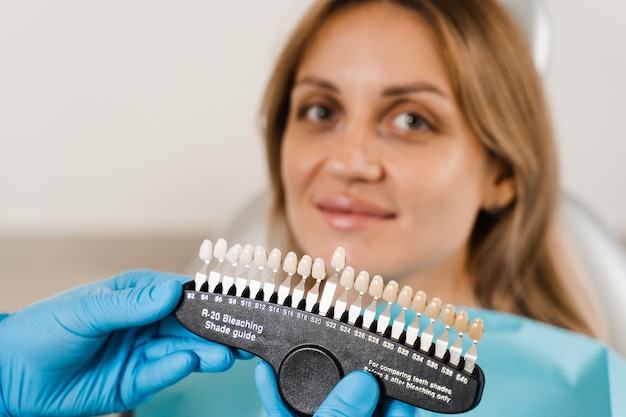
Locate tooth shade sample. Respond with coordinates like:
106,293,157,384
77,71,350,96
469,318,485,341
240,244,254,265
297,255,313,277
214,238,228,260
199,239,213,262
397,286,413,309
411,291,427,313
454,311,470,333
312,258,326,281
226,244,242,264
425,297,442,320
339,266,355,289
283,252,298,275
354,271,370,294
253,246,267,266
331,247,346,270
267,248,282,271
441,304,456,327
382,280,399,303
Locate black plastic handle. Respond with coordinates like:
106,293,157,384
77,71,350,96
175,282,484,416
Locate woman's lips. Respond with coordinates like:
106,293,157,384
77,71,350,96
315,196,396,230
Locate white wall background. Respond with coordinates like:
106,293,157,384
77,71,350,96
0,0,625,238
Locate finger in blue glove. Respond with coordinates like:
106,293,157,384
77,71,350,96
0,270,238,417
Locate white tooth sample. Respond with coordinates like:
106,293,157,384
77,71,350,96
208,238,228,292
449,311,469,366
435,304,456,359
236,244,254,296
347,271,370,325
419,297,442,352
331,247,346,270
194,239,212,291
214,238,228,259
463,318,484,374
333,266,355,320
199,239,213,262
305,258,326,311
248,246,267,299
221,243,242,294
390,285,413,340
376,280,399,335
319,247,346,316
405,290,427,347
292,255,312,308
263,248,282,301
277,251,298,304
362,275,384,330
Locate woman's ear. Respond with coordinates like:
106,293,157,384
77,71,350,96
481,160,516,211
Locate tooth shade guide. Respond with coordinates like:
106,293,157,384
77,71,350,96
187,238,486,410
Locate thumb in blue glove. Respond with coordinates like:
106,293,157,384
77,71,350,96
255,360,420,417
0,270,240,417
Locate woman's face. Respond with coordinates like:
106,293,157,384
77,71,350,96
280,2,510,289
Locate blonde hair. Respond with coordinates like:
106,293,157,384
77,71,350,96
260,0,601,337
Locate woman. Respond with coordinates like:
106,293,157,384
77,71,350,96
262,0,603,338
251,0,625,415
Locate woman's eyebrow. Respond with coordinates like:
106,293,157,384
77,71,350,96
383,83,448,99
293,76,339,92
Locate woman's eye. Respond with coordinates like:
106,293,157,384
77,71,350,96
302,104,335,122
391,112,430,131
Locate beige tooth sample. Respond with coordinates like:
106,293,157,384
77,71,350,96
449,311,469,366
434,304,456,359
361,275,384,330
194,239,213,291
390,285,413,341
404,290,427,347
463,318,484,374
347,271,370,325
291,255,312,308
277,251,298,304
333,266,355,320
319,247,346,316
376,280,399,335
419,297,442,352
305,258,326,311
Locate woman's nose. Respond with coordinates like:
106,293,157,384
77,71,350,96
325,124,384,182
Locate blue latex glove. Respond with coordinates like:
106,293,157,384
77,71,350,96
255,361,420,417
0,270,241,417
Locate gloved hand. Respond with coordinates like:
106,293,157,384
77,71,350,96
255,361,420,417
0,270,241,417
